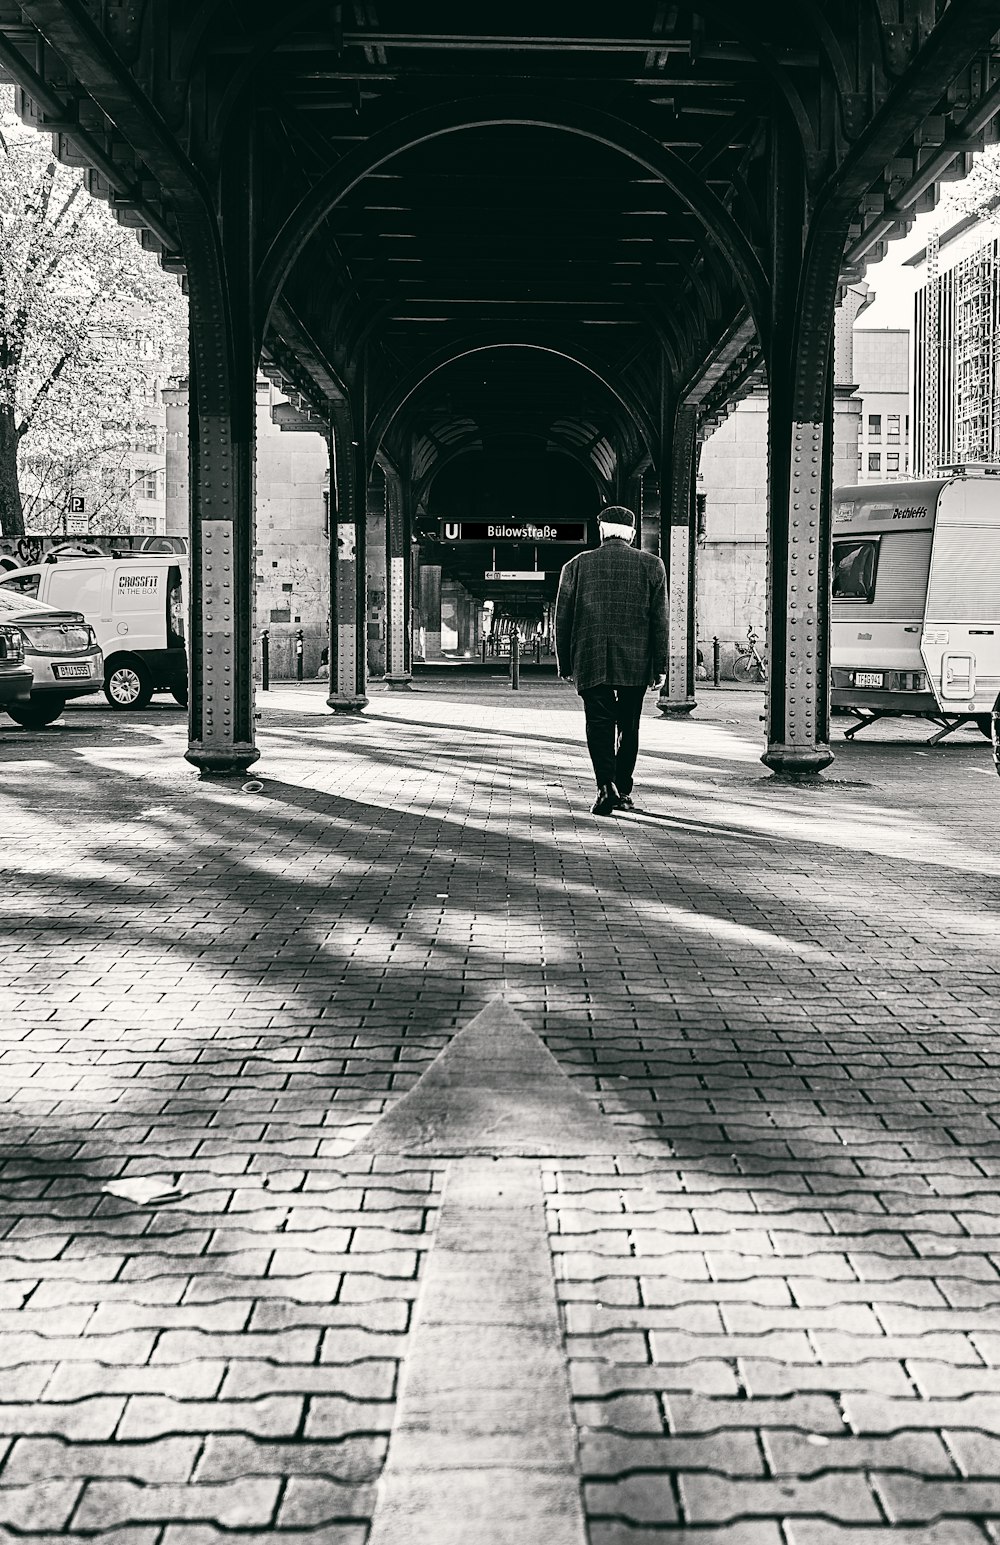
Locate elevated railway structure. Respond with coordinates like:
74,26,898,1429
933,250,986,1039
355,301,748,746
1,3,999,774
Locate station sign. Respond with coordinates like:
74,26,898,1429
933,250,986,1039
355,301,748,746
485,570,546,581
441,521,586,543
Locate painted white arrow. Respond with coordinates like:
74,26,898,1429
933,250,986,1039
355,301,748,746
355,998,626,1545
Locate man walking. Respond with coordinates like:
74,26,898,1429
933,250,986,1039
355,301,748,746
555,505,668,816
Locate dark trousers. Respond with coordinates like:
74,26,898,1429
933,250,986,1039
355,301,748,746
580,685,647,794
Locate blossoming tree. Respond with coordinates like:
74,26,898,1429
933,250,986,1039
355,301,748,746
0,90,185,538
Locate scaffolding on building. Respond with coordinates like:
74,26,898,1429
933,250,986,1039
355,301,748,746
916,234,1000,476
954,244,991,463
925,229,940,476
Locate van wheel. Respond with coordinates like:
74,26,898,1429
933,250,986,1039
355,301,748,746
104,659,153,710
977,715,994,739
7,696,66,729
170,685,189,708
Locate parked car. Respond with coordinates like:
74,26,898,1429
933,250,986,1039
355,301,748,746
0,623,32,713
0,555,187,709
0,588,103,728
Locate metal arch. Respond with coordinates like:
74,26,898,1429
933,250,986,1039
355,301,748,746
341,255,694,383
409,437,607,513
365,340,658,470
256,96,771,348
200,3,832,165
397,413,639,509
370,338,655,451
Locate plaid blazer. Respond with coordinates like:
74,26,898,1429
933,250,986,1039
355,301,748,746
555,538,668,692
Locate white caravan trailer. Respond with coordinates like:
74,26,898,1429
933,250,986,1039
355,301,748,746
831,475,1000,742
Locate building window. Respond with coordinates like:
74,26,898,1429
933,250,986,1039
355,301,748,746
133,425,160,453
868,414,882,439
887,452,899,473
134,516,157,535
134,469,159,500
887,414,900,443
868,452,881,472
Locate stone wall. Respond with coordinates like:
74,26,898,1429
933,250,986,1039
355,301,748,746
696,389,768,670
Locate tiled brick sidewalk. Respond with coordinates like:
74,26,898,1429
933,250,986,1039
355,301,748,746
1,680,999,1542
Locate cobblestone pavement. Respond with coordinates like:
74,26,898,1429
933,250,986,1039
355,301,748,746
1,678,999,1543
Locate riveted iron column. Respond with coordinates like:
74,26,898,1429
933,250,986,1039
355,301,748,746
184,133,258,776
366,463,388,679
384,463,412,689
639,468,661,555
327,404,368,712
658,403,697,717
761,124,834,776
421,564,443,658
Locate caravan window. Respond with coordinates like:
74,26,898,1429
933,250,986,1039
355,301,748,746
833,538,879,603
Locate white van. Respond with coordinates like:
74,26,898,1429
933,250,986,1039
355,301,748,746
831,475,1000,742
0,556,187,709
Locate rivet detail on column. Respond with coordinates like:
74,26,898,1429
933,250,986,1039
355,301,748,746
200,519,236,748
786,420,822,748
668,523,690,700
337,520,358,694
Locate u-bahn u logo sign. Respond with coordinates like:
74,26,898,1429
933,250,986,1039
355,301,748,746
440,520,587,543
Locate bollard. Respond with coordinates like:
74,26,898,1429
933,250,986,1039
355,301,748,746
510,632,520,691
481,637,487,665
534,638,541,666
713,636,720,687
261,630,270,692
295,628,304,681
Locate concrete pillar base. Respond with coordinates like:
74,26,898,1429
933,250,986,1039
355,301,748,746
384,673,413,690
185,743,261,777
657,696,696,716
761,742,834,776
327,694,369,713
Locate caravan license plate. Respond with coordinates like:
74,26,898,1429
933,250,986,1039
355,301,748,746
54,663,92,679
853,671,884,688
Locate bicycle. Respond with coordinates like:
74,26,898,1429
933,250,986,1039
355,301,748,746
732,624,767,684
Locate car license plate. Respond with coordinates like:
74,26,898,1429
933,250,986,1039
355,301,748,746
55,663,92,679
853,671,884,688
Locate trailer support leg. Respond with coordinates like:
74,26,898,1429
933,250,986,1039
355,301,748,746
926,715,978,747
842,711,886,741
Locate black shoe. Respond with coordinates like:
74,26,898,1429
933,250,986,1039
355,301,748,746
617,793,636,811
591,782,621,816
